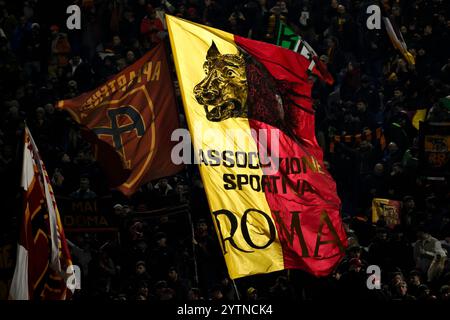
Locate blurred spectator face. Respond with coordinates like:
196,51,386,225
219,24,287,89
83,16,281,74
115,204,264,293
177,4,186,15
392,6,400,17
211,288,223,300
416,231,430,241
391,163,403,175
277,1,287,10
400,26,407,35
229,15,237,26
50,25,59,36
331,0,338,9
377,230,388,241
36,107,45,120
61,153,71,163
116,58,127,71
155,281,173,300
80,177,90,191
409,274,421,286
424,25,432,35
188,288,201,300
388,142,398,153
124,11,134,22
19,16,26,27
113,204,124,215
349,247,361,259
359,141,371,152
126,51,135,64
157,236,167,247
136,263,146,275
123,205,132,214
349,258,362,272
187,7,197,19
320,55,329,65
32,23,40,34
113,36,121,47
393,89,403,98
176,184,186,195
392,274,403,286
337,5,345,14
356,101,367,113
403,198,415,210
104,57,112,67
9,105,19,118
425,196,437,210
221,277,229,287
131,39,140,50
196,221,208,234
44,103,55,114
440,286,450,300
160,179,168,188
347,61,354,71
374,163,384,175
137,285,148,297
168,269,178,281
396,281,408,296
25,85,34,96
68,80,78,91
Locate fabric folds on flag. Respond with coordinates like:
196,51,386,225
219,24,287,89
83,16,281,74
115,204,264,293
9,127,73,300
167,15,347,279
277,21,334,85
57,42,182,196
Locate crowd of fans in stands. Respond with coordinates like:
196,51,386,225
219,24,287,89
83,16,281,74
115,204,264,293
0,0,450,301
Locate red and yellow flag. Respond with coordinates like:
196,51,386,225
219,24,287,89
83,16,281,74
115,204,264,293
9,127,73,300
57,42,182,196
167,16,347,279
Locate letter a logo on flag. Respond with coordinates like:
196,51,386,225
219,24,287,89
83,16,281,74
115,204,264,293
57,43,183,196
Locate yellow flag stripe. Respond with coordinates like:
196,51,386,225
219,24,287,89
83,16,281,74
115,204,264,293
166,15,284,279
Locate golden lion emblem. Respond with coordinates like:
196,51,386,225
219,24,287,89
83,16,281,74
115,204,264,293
194,41,248,122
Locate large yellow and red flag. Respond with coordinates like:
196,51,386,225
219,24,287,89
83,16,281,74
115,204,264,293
57,42,182,196
167,16,347,279
9,127,73,300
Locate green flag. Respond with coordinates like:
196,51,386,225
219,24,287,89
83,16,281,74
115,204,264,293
277,21,301,51
276,21,334,85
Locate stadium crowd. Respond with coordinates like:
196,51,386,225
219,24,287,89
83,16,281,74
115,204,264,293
0,0,450,301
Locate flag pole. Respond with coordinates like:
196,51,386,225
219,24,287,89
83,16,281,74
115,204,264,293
187,208,199,286
232,279,240,301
